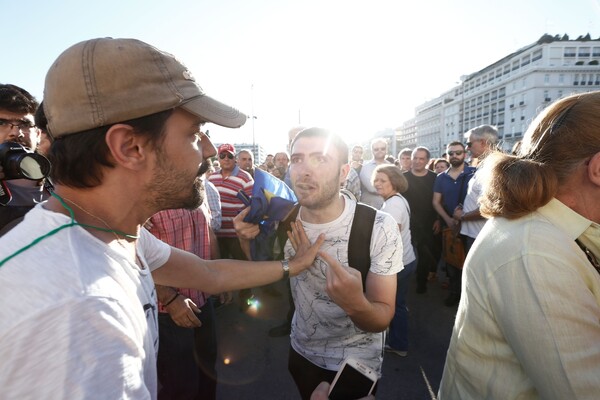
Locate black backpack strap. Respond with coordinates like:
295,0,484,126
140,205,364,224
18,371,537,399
275,204,300,259
348,203,377,291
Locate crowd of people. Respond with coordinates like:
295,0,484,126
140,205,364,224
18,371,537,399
0,36,598,400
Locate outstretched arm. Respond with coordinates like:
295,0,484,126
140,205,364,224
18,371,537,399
153,221,324,294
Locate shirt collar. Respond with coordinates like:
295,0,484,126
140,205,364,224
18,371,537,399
538,198,600,262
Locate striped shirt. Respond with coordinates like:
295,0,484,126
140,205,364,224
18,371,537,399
208,166,254,238
148,206,212,311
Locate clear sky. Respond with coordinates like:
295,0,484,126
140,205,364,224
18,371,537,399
2,0,599,153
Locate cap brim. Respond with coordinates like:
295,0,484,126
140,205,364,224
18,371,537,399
182,95,247,128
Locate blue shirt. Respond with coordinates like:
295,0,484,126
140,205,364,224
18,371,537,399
433,165,476,215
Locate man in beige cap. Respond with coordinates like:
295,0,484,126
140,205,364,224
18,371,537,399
0,38,324,399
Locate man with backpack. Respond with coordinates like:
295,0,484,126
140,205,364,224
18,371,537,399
235,127,402,399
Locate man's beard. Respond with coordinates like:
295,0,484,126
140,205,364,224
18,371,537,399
294,174,340,210
146,153,208,212
449,158,463,167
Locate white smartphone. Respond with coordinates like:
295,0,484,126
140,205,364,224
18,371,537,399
328,357,377,400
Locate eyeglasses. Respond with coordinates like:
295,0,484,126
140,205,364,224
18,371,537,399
373,147,386,151
465,139,482,148
219,153,234,160
447,150,464,156
0,118,35,132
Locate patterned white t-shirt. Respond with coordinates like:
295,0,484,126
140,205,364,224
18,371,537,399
286,199,403,374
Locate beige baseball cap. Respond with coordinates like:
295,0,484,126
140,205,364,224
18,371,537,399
44,37,246,138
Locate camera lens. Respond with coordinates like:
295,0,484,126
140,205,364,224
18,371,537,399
19,154,48,180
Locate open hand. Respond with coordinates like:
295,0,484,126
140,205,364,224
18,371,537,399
287,220,325,276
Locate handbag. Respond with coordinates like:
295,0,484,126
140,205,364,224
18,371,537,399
442,227,466,269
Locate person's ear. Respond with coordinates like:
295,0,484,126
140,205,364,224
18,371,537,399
339,163,350,184
104,124,148,170
587,151,600,187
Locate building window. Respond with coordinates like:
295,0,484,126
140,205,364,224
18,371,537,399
544,74,550,84
564,47,576,57
559,74,564,84
532,50,542,61
579,47,591,57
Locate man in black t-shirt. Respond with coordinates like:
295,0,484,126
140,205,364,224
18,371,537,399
403,147,440,293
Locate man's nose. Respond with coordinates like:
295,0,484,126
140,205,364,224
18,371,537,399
6,127,23,140
200,132,217,160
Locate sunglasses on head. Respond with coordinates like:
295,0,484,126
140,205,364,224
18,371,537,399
219,153,234,160
447,150,464,156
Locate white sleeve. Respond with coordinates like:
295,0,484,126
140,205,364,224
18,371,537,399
138,228,171,271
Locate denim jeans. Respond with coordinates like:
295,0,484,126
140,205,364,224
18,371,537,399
157,298,217,400
388,259,417,351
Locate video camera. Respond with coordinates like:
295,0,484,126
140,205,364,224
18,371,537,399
0,141,52,206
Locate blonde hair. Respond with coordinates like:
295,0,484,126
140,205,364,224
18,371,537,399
480,91,600,219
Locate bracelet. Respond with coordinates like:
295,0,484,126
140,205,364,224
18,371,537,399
163,291,180,307
280,259,290,280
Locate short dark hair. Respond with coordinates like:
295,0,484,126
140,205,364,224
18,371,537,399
397,147,412,158
0,84,38,114
291,127,349,166
50,109,173,188
34,102,48,132
412,146,431,160
447,141,465,149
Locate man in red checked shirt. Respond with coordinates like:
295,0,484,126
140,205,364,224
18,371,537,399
148,196,225,400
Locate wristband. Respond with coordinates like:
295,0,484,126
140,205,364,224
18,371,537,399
163,291,180,307
280,259,290,280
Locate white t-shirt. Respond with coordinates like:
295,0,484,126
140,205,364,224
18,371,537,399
381,194,416,265
460,170,487,239
287,199,403,374
0,204,171,399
